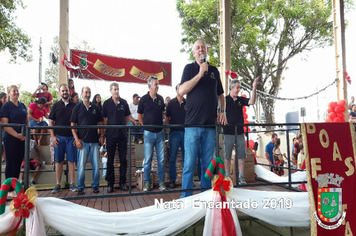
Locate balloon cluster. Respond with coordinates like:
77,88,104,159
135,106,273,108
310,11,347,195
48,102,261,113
225,70,238,79
241,94,255,149
326,100,346,122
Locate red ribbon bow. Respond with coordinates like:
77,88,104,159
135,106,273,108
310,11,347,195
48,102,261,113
213,177,231,201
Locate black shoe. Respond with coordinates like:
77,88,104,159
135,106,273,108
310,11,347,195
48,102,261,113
93,186,99,193
78,188,85,195
107,185,114,193
169,181,176,189
120,184,128,191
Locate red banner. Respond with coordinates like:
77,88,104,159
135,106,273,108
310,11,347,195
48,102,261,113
302,122,356,235
69,50,172,86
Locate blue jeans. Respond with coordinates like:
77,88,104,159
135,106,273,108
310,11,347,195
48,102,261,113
181,127,216,198
127,120,143,141
143,130,165,183
77,142,100,189
169,131,185,182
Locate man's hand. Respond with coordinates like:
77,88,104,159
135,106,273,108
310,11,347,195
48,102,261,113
99,136,104,146
75,139,83,150
17,133,25,141
51,136,59,148
199,62,209,77
252,76,260,88
217,112,227,125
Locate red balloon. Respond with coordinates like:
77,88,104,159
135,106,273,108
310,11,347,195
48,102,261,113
336,112,344,118
337,100,346,107
243,113,248,119
329,102,337,109
244,120,249,124
243,106,247,113
248,128,251,132
241,94,247,98
334,117,341,122
326,118,332,122
340,106,346,112
340,117,345,122
334,106,342,113
249,140,255,149
328,112,336,120
327,107,333,113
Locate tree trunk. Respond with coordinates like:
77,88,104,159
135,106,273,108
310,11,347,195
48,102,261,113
260,97,276,130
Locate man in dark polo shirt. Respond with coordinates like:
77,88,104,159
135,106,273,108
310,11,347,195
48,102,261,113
138,76,166,191
165,84,186,188
71,86,104,195
178,39,227,197
102,82,131,193
49,84,78,193
224,78,258,185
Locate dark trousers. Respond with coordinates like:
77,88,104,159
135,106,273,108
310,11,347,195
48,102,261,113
106,136,127,186
4,136,25,181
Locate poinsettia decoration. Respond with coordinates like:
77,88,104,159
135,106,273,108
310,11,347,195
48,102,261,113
10,193,34,218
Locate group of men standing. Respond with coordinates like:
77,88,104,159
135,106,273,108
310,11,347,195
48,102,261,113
48,39,259,197
49,83,130,195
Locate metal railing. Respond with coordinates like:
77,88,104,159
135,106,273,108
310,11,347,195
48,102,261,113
0,122,306,200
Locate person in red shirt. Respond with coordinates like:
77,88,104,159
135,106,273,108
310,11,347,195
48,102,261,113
28,97,49,146
31,82,53,113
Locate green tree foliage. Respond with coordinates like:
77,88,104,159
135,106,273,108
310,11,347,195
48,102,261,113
0,0,32,62
177,0,351,123
19,90,35,107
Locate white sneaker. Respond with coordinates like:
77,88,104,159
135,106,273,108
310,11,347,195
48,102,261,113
159,181,166,191
239,175,247,185
143,182,152,192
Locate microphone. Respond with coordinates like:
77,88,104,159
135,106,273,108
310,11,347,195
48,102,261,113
201,54,208,76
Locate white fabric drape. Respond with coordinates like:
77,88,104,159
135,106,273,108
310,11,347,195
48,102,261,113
0,165,311,235
0,188,310,235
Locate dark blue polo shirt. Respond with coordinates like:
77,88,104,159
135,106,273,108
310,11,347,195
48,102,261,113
49,100,76,137
0,101,27,137
103,97,131,138
165,97,186,133
224,95,249,135
181,61,224,125
70,102,103,143
137,92,164,133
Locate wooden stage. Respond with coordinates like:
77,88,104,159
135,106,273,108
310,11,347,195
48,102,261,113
31,179,296,213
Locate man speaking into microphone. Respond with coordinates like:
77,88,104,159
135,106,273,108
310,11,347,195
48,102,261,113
178,39,227,197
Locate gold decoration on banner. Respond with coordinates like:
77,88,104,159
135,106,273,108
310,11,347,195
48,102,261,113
93,59,125,77
130,66,163,81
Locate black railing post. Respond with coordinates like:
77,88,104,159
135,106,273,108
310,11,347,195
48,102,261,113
128,126,132,194
286,129,292,189
235,125,239,185
24,125,31,190
215,124,220,157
